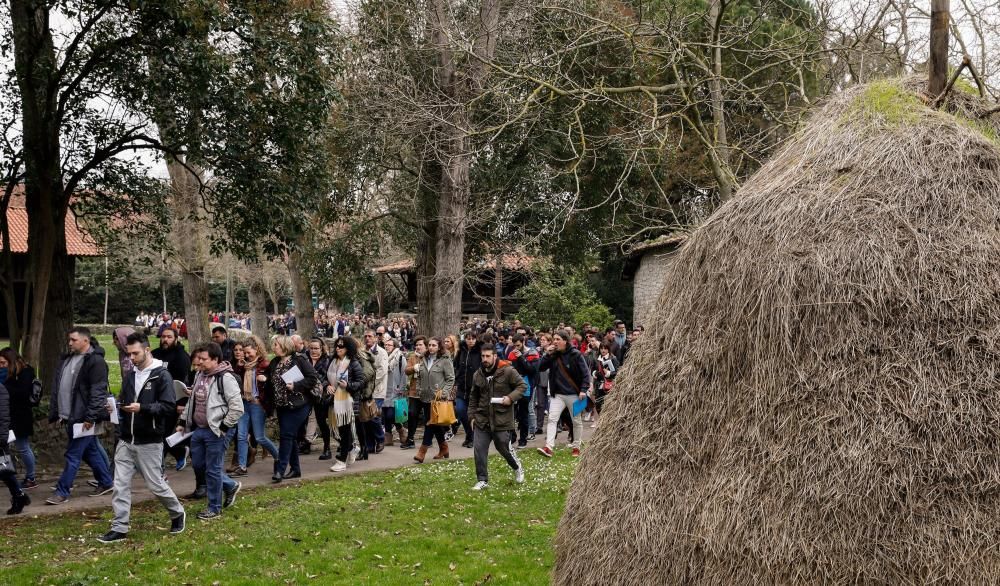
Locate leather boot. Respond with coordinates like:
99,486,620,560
247,447,257,468
413,444,428,464
226,450,240,474
433,440,449,460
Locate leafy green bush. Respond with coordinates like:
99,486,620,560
514,268,616,331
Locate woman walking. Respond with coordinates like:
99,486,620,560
266,336,319,483
233,336,277,476
327,336,364,472
382,338,407,446
413,337,455,464
0,381,29,514
0,348,37,490
304,338,333,460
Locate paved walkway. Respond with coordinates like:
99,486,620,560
9,423,596,519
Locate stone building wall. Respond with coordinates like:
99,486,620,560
632,248,677,328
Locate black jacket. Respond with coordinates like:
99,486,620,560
539,347,592,396
5,365,35,438
48,348,111,425
152,343,191,388
454,344,482,400
266,354,319,410
117,362,176,445
0,383,10,452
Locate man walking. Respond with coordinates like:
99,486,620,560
537,330,591,458
363,330,388,453
453,331,481,449
47,327,114,505
176,343,244,520
469,344,526,490
211,327,237,364
98,332,185,543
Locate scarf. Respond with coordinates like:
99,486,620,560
332,357,354,427
242,358,262,401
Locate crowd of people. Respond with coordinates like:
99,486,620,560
0,316,641,544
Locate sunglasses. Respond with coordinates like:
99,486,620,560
335,344,345,349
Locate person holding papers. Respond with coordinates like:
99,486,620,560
46,327,114,505
265,336,319,483
0,381,30,514
98,332,185,543
176,342,244,520
468,344,527,490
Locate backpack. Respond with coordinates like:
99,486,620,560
30,379,43,406
357,350,377,400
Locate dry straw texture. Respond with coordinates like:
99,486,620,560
554,78,1000,585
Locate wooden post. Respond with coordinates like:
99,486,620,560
928,0,950,97
102,256,109,326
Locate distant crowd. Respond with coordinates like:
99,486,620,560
0,316,641,545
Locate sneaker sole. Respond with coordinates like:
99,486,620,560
97,536,127,544
89,488,114,497
224,483,241,508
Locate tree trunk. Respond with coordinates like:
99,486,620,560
415,204,438,336
928,0,950,96
429,116,469,338
287,248,315,339
708,0,733,201
11,0,71,379
166,157,211,345
247,262,269,341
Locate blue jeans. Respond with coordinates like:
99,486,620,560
277,403,311,476
238,401,279,467
12,437,36,481
455,396,473,439
56,426,113,497
190,427,236,513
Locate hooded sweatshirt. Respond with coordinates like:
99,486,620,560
182,362,244,437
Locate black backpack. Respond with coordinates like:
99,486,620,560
30,379,43,406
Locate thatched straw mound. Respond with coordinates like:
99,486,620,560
553,78,1000,585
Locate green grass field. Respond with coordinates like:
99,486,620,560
0,452,576,585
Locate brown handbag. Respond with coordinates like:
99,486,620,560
358,398,380,422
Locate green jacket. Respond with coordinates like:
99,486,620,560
470,362,526,432
417,355,455,403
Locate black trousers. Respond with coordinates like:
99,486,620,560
515,398,530,445
406,398,428,444
473,429,521,482
0,467,22,498
336,423,354,462
298,401,332,451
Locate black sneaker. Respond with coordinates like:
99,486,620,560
22,479,38,490
197,509,221,521
97,530,127,544
229,467,248,478
223,481,241,508
89,485,114,497
461,440,474,449
170,511,186,534
400,442,415,450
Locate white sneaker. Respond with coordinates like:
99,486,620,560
444,431,455,441
347,446,360,465
515,468,525,484
330,460,347,472
472,481,488,491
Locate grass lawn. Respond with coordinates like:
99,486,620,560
0,451,576,585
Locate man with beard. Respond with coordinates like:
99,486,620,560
468,345,526,490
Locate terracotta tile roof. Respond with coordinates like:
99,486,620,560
4,186,102,256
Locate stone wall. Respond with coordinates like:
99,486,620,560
632,248,677,328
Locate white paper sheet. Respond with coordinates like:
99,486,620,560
490,397,505,404
7,430,14,443
72,423,96,438
107,397,119,425
281,365,304,385
165,431,193,447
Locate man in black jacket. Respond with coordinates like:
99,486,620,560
453,332,481,448
152,327,191,385
46,327,115,505
537,329,591,459
98,332,185,543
